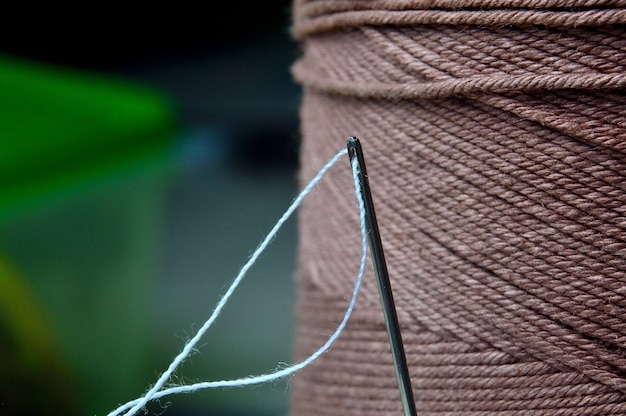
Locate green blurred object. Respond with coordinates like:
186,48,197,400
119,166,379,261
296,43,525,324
0,54,180,415
0,253,80,415
0,54,179,216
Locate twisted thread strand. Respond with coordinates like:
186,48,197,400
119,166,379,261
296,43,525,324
107,148,371,416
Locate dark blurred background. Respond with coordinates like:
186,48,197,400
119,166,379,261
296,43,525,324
0,4,304,416
0,3,303,166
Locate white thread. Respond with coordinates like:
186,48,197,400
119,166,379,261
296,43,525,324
107,148,367,416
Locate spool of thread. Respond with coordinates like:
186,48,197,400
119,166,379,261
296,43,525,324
289,1,626,414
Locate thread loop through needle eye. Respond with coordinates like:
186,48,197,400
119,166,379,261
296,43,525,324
347,137,417,416
108,147,368,416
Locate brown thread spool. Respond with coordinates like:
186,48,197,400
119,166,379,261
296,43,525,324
289,1,626,414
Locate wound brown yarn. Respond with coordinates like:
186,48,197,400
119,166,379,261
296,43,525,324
289,1,626,415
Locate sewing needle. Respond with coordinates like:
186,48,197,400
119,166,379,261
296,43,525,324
347,137,417,416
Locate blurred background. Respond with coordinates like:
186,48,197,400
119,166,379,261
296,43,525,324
0,4,304,416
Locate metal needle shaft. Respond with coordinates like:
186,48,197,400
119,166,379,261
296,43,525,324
347,137,417,416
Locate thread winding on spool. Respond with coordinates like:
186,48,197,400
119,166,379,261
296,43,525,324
289,1,626,415
107,147,371,416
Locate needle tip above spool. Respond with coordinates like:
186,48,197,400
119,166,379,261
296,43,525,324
346,136,417,416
